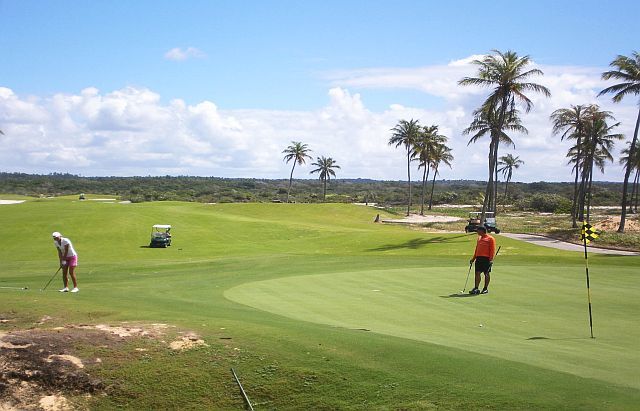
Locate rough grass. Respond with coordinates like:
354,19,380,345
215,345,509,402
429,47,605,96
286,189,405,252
1,197,639,409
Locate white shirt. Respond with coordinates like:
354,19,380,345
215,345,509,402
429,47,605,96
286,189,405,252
54,237,77,257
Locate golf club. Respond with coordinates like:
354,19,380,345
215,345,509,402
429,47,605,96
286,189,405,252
461,262,473,293
41,266,62,291
0,286,29,290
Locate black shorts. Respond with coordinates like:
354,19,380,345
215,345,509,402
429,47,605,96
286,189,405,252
475,256,492,273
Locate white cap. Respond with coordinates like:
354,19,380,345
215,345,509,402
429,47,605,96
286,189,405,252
52,232,62,238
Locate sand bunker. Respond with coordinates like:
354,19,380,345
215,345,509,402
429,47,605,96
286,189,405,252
0,200,25,205
595,218,640,232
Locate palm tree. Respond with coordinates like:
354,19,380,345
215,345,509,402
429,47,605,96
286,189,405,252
620,142,640,214
578,111,623,220
459,50,550,223
282,141,312,203
497,154,524,203
550,104,600,227
427,143,453,210
413,125,446,215
389,119,421,215
598,51,640,232
310,156,340,201
462,106,525,215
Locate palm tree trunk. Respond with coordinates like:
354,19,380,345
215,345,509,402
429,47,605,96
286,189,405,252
322,177,327,201
578,148,592,222
428,164,439,210
504,176,510,202
493,151,498,216
481,139,496,224
618,109,640,232
287,163,297,203
633,169,640,213
586,163,594,222
406,145,412,216
630,169,639,213
491,139,499,214
570,138,583,228
420,165,428,215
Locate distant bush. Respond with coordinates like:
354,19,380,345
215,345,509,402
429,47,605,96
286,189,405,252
516,194,572,213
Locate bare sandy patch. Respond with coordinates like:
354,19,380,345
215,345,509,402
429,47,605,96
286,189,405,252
381,213,462,224
169,333,208,351
39,395,71,411
47,354,84,369
0,200,25,205
595,218,640,232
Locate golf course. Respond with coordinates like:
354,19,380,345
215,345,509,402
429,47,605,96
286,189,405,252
1,196,639,409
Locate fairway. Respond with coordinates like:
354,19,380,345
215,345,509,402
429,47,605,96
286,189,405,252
1,197,639,409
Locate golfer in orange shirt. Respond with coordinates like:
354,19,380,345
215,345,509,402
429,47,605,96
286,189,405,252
469,225,496,295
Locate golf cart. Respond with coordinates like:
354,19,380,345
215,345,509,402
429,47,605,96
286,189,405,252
149,224,172,248
464,212,500,234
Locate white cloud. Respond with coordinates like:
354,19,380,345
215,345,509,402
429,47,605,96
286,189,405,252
0,56,638,182
164,47,206,61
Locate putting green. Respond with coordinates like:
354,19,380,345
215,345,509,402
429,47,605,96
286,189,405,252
226,264,640,389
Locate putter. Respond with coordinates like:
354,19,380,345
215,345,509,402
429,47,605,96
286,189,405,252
461,261,473,293
41,266,62,291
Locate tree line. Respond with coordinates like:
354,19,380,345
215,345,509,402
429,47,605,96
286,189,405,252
0,172,628,212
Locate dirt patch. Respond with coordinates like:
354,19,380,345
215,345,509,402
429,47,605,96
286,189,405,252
381,213,462,224
0,322,207,409
0,328,107,410
169,333,208,351
595,218,640,232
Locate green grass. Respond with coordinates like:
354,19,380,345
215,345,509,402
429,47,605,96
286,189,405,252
1,198,639,409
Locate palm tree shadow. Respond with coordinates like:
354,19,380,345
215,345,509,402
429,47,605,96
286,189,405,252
369,234,467,251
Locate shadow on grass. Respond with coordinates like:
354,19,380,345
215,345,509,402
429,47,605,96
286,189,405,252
368,234,467,251
440,293,477,298
527,336,593,341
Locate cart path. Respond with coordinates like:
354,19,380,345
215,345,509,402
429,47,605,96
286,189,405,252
500,233,639,256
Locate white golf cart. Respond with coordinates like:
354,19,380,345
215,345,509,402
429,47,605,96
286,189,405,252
149,224,172,248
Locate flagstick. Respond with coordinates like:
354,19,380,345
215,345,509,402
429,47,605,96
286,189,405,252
582,231,595,339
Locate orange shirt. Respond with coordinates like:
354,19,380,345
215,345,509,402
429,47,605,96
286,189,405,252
473,234,496,260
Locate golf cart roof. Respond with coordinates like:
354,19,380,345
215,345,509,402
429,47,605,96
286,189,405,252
469,212,495,216
152,224,171,229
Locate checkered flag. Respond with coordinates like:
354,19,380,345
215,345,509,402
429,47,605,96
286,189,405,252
581,222,599,244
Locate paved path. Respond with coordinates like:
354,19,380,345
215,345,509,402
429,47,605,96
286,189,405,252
500,233,639,256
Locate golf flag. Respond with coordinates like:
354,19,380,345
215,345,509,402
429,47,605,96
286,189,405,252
580,222,600,244
580,221,599,339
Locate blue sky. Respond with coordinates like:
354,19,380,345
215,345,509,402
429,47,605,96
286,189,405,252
1,0,639,181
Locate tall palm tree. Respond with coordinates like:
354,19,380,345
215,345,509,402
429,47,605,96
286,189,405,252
550,104,599,227
413,125,446,215
578,111,623,220
389,119,421,215
427,143,453,210
598,51,640,232
282,141,312,203
497,154,524,202
310,156,340,201
462,106,524,215
459,50,550,223
620,141,640,213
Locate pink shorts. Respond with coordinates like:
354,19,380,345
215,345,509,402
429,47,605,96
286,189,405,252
63,255,78,267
